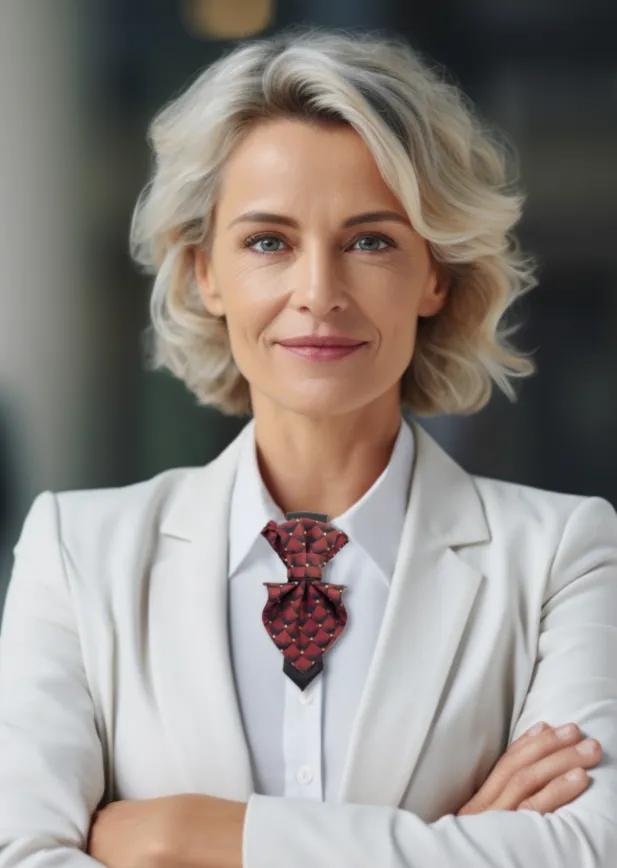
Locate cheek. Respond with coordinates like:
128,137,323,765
389,324,418,370
222,293,275,371
371,283,418,339
375,298,421,372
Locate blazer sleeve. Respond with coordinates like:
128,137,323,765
242,496,617,868
0,491,106,867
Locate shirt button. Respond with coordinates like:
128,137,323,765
296,765,314,785
299,690,314,705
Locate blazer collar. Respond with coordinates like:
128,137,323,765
159,420,252,543
160,417,489,551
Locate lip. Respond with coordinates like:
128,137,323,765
276,335,367,348
275,335,369,361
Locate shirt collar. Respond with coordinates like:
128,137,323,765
228,415,414,585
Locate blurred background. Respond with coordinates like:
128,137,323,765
1,0,616,607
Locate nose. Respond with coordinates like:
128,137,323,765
288,245,349,316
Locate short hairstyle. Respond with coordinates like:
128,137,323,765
130,26,536,417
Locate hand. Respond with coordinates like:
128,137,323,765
87,793,247,868
457,721,602,816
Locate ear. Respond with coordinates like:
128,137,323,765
417,267,450,318
194,246,225,317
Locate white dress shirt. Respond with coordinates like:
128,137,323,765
228,415,414,802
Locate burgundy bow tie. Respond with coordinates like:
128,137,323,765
260,511,350,690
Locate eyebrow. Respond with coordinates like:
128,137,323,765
227,210,411,230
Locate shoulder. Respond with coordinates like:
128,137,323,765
411,420,616,554
470,473,617,574
15,465,202,563
53,465,194,530
13,423,250,592
473,472,615,526
473,473,586,524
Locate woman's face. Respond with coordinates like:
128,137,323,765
195,117,447,419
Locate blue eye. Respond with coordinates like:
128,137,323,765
247,235,283,253
353,236,391,252
243,232,395,254
245,234,286,254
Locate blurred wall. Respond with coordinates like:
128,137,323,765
0,2,109,588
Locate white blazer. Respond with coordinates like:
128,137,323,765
1,420,616,868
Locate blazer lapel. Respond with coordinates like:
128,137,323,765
149,417,489,807
150,423,256,801
337,420,490,806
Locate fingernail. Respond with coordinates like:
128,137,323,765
566,769,587,782
528,722,546,736
576,739,599,755
556,724,577,739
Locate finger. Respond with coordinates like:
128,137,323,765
517,767,590,814
493,738,602,810
505,722,554,756
466,723,581,812
493,723,584,782
505,722,549,752
508,720,581,755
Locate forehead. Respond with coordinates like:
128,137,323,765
216,117,399,210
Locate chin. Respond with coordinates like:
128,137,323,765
272,385,376,419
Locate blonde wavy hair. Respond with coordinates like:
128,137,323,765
130,26,537,417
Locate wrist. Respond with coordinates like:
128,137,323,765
227,800,247,868
173,794,247,868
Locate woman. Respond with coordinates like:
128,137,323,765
1,26,616,868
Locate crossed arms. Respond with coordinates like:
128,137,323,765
0,493,616,868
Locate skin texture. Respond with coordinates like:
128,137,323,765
195,117,448,519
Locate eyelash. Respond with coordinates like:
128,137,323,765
242,232,397,255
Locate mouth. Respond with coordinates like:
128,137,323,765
275,335,369,361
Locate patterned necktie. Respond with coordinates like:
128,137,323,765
260,511,350,690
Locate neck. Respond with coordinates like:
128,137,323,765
252,393,404,520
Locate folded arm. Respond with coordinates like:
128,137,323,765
0,492,106,868
242,497,617,868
